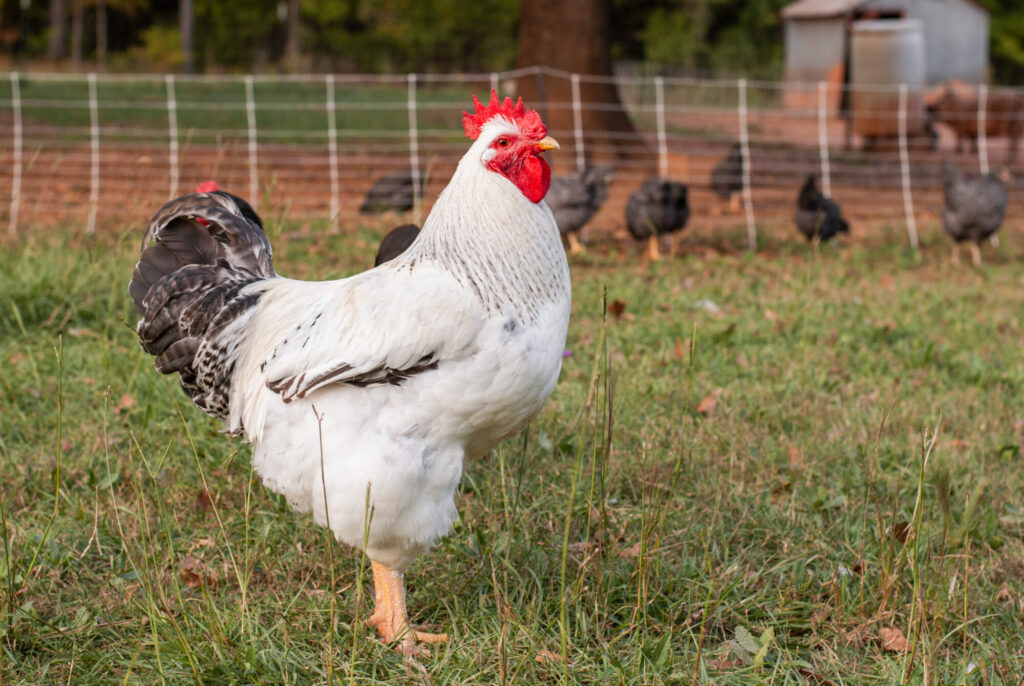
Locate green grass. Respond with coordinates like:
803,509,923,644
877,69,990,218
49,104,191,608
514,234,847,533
2,224,1024,684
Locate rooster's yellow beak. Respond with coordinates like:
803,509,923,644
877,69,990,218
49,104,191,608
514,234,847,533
535,136,560,152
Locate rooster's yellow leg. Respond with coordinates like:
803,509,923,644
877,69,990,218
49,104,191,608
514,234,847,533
647,235,661,261
729,193,739,214
567,232,585,255
367,560,448,656
969,242,983,267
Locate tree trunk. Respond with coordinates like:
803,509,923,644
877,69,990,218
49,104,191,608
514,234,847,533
70,0,83,72
49,0,67,61
515,0,649,172
283,0,302,71
96,0,107,71
180,0,194,74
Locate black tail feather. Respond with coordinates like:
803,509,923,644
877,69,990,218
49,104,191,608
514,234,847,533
130,191,276,423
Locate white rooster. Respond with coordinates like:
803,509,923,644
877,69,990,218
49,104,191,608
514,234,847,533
129,92,570,655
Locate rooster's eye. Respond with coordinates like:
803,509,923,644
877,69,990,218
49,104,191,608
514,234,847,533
497,138,509,147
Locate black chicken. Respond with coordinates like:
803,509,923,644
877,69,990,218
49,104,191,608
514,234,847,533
794,175,849,243
359,169,424,215
625,178,690,260
710,143,744,213
942,161,1010,266
374,224,420,266
546,166,614,255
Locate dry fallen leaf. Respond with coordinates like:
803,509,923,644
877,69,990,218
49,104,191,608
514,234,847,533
879,626,908,652
619,542,642,559
697,390,720,416
674,338,686,359
114,393,136,415
764,309,779,322
810,606,831,627
607,299,627,319
797,667,837,685
770,480,793,505
707,655,744,670
180,557,216,588
195,489,214,511
535,649,566,664
10,353,26,365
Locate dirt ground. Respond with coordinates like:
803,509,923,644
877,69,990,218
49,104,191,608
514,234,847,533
1,123,1022,251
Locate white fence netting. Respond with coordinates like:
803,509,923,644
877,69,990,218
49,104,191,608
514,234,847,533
1,66,1022,248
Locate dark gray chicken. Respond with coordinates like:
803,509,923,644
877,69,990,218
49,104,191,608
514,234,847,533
710,143,744,213
546,166,614,254
374,224,420,266
359,169,424,215
625,178,690,260
943,161,1010,266
794,175,849,243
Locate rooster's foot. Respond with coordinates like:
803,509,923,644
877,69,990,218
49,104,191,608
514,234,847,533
368,560,448,656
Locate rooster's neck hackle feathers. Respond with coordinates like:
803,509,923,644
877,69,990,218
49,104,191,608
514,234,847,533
389,141,568,324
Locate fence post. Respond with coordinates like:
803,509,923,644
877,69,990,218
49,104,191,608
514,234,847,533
407,73,421,208
977,84,999,245
817,81,832,198
737,78,756,251
535,70,548,125
490,72,499,95
244,75,258,207
571,73,585,172
655,76,668,179
325,74,339,227
977,83,989,175
897,83,919,250
165,74,179,200
86,73,100,235
8,72,22,236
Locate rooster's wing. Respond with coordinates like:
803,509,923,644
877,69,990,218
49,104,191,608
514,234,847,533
255,264,486,404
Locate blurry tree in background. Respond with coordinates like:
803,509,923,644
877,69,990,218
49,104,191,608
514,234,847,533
611,0,790,80
0,0,1019,85
980,0,1024,84
70,0,83,71
48,0,67,60
180,0,193,73
300,0,518,72
516,0,648,169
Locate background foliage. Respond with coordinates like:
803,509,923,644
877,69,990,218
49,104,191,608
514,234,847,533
0,0,1021,83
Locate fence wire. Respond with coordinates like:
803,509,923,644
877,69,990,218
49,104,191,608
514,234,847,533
1,66,1022,249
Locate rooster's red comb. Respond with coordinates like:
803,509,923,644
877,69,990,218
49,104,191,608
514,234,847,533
462,90,547,141
196,180,220,193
